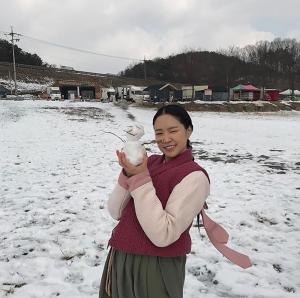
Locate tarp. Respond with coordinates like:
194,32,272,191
182,85,209,91
130,86,144,91
280,89,292,95
232,84,243,91
232,84,259,92
195,85,209,91
279,89,300,96
158,83,178,91
243,84,260,91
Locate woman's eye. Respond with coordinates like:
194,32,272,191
170,131,177,133
155,133,163,136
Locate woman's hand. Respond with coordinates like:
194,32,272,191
116,150,148,177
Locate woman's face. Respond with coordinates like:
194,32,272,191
154,114,192,161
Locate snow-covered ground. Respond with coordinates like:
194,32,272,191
0,100,299,298
0,78,53,93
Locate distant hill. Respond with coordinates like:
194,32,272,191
120,40,300,90
122,51,251,85
0,38,44,66
120,51,278,87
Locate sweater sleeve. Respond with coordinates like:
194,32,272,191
129,171,210,247
107,171,131,220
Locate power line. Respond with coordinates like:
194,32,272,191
1,29,148,79
1,29,143,62
21,34,144,62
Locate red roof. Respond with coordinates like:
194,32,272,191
242,84,260,91
232,84,260,92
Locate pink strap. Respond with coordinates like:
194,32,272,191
201,210,252,269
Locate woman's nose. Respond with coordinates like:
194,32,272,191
161,133,171,143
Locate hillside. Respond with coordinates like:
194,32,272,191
121,40,300,90
0,61,161,94
0,38,160,91
122,51,253,85
0,38,45,66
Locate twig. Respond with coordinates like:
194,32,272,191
55,237,85,261
2,282,26,288
99,130,125,142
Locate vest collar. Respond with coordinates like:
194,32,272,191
150,148,193,177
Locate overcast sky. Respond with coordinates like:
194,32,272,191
0,0,299,74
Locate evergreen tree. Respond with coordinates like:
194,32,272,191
0,38,44,66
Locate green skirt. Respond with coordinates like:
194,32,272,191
99,248,186,298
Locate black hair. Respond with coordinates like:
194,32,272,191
152,104,193,148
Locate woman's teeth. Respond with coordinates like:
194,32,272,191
165,145,175,149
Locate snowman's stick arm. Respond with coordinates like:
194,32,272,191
99,130,125,143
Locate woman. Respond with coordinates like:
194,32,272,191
99,104,251,298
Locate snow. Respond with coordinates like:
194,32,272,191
0,100,299,298
0,78,53,93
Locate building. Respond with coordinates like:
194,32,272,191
182,85,208,101
0,85,10,98
55,79,101,100
144,83,180,102
265,89,280,101
210,86,229,101
232,84,260,101
182,85,229,101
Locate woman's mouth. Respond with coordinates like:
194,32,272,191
163,145,176,151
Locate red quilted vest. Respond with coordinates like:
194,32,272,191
108,149,208,257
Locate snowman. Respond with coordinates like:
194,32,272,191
122,124,146,166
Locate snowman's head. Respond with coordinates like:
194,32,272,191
125,124,144,141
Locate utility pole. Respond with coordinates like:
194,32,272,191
143,56,147,81
5,26,20,95
8,70,12,95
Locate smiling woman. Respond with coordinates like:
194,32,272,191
99,105,208,298
99,104,251,298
